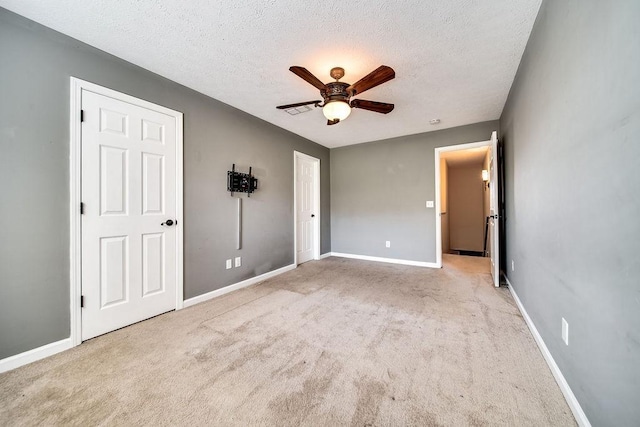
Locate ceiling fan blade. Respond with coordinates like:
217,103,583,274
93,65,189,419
289,66,326,91
350,99,395,114
276,100,322,109
347,66,395,96
327,119,340,126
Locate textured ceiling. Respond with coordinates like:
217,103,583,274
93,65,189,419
0,0,541,148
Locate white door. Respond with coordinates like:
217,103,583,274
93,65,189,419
81,90,178,340
295,153,319,264
489,131,500,287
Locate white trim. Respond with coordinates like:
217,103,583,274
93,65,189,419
505,276,591,427
434,138,492,269
489,131,500,287
175,112,184,311
319,252,332,259
183,264,296,308
69,77,184,347
70,78,82,346
0,338,72,374
330,252,439,268
293,151,321,265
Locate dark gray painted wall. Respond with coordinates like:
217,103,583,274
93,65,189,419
500,1,640,425
331,122,498,263
0,8,330,360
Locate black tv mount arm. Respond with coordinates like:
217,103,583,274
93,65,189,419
227,164,258,197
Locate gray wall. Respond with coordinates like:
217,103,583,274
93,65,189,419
500,1,640,425
331,121,498,263
0,8,330,360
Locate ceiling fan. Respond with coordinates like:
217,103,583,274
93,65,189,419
277,65,395,125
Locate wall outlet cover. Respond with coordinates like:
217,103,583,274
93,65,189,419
225,259,232,269
385,241,391,248
234,256,241,267
426,201,434,208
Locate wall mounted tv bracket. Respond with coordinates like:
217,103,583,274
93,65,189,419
227,164,258,197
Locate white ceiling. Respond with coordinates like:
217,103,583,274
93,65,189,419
0,0,541,148
442,146,488,167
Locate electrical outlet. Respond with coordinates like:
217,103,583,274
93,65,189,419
385,241,391,248
426,200,434,208
225,259,232,269
234,257,241,267
562,318,569,345
511,260,515,271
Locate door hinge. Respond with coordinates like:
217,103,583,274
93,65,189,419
80,295,84,308
80,110,84,122
80,202,85,214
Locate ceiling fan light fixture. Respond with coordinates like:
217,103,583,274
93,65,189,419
277,65,395,124
322,100,351,121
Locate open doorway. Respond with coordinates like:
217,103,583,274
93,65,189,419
441,145,490,256
435,132,500,286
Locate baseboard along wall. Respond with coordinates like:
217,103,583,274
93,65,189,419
329,252,439,268
0,338,73,374
183,263,296,308
505,276,591,427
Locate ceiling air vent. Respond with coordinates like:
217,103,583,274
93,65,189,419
285,105,314,115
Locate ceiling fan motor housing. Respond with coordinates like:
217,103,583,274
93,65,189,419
322,82,350,104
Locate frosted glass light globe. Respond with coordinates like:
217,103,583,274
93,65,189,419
322,101,351,121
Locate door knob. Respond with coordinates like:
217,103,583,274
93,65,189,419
161,219,176,226
311,214,315,218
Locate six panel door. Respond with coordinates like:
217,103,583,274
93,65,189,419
296,155,316,264
81,90,177,340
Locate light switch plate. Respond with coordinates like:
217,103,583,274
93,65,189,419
426,201,434,208
235,257,241,267
225,259,232,269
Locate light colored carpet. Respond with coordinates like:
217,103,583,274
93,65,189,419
0,255,575,426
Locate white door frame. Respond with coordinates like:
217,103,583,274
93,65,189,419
69,77,184,347
489,131,500,287
293,151,321,265
434,138,492,268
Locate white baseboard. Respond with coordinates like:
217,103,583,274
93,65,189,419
0,338,72,374
329,252,439,268
183,263,296,308
505,276,591,427
319,252,332,259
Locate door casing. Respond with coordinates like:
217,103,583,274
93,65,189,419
293,151,320,265
69,77,184,346
488,131,500,287
434,136,495,269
